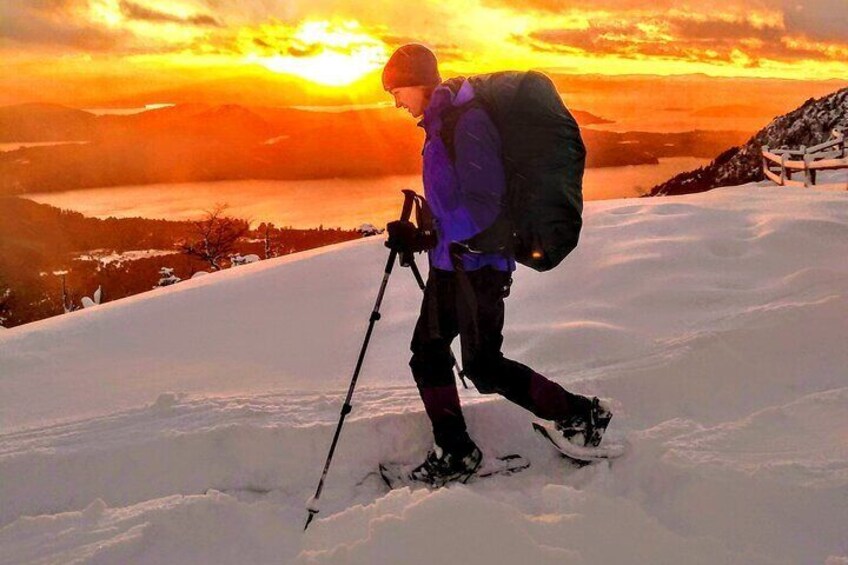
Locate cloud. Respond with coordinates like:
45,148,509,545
481,0,847,68
1,0,843,80
517,12,847,67
481,0,847,48
671,18,784,42
377,34,468,62
118,0,222,27
287,44,323,57
0,0,220,52
781,0,848,43
0,0,128,50
481,0,723,12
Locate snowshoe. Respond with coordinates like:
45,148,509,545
556,396,613,448
406,442,483,487
380,452,529,490
534,420,625,465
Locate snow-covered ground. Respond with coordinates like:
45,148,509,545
1,181,847,564
74,249,177,267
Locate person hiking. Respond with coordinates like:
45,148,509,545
382,43,613,485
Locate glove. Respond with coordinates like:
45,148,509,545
385,220,418,252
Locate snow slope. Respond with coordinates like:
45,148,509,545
1,182,847,564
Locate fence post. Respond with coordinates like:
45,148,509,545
801,145,811,187
761,146,769,180
780,152,787,185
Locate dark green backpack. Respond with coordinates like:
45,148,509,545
440,71,586,272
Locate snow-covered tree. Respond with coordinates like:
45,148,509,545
0,287,11,327
81,285,102,308
230,253,261,266
258,222,281,259
155,267,181,288
356,223,384,237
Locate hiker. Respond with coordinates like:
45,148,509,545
382,44,613,484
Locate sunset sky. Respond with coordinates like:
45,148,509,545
1,0,847,106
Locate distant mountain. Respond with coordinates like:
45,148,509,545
95,103,277,142
647,87,848,197
0,101,748,194
570,109,613,126
0,103,97,141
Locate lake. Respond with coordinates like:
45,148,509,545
0,141,90,153
24,157,708,229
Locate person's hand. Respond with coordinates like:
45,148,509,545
385,220,418,252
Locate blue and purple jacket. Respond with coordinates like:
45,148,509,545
418,80,516,273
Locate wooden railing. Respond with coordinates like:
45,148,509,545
761,128,847,190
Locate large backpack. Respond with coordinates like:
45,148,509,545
440,71,585,272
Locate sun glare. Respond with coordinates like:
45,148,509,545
245,21,387,87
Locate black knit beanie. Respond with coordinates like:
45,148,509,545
382,44,441,91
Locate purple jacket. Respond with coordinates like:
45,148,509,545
418,80,516,273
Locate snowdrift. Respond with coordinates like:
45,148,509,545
1,182,847,564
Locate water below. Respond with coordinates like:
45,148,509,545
24,157,708,228
0,141,90,153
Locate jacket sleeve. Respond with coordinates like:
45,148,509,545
452,107,507,238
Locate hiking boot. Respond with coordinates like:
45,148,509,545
408,441,483,486
555,397,613,448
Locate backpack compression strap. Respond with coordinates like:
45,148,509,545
439,98,483,163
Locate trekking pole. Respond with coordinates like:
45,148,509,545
303,191,416,531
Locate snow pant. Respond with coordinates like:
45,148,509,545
409,266,591,452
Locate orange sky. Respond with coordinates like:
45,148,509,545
1,0,847,106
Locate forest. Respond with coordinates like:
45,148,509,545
0,197,362,327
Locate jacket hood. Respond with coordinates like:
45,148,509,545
419,78,475,130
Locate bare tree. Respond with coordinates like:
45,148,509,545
179,204,250,271
260,222,282,259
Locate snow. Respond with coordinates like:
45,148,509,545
356,223,383,236
231,254,261,266
1,182,847,563
74,249,176,266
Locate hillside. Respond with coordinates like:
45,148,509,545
648,87,848,196
0,102,748,194
1,182,847,563
0,197,360,327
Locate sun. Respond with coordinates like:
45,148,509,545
244,21,388,87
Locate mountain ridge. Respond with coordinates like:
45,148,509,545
647,87,848,197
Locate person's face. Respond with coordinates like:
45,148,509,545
389,86,430,118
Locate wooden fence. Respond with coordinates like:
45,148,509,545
762,128,847,190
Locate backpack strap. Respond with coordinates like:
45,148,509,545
437,79,515,257
439,100,514,256
448,242,481,358
439,98,482,163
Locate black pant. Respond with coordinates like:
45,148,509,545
409,266,589,451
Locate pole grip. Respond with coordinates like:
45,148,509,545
400,189,417,222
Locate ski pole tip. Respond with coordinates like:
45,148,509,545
304,496,320,531
304,509,318,531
